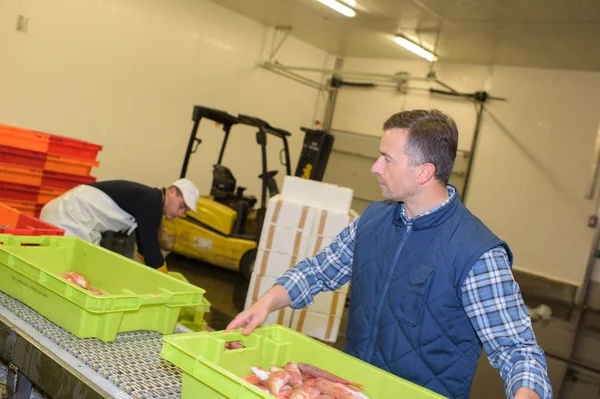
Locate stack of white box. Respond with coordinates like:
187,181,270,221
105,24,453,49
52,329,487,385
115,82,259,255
244,176,355,342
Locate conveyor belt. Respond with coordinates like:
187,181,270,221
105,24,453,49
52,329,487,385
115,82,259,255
0,291,191,399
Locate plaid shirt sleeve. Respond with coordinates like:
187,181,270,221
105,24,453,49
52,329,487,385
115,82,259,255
462,246,552,399
274,218,357,309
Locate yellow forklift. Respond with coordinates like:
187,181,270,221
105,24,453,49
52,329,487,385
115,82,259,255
160,106,295,279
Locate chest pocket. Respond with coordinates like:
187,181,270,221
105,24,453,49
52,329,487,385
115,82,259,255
391,264,435,327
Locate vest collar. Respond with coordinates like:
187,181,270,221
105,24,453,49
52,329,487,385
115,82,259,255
393,185,460,230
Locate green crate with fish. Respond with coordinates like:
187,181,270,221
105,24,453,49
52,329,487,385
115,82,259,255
0,234,205,342
160,324,444,399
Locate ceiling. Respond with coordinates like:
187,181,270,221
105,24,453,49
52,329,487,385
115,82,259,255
208,0,600,71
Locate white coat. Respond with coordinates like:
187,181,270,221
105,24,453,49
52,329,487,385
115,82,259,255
40,185,137,245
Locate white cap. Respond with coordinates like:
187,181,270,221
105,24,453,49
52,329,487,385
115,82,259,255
172,178,200,212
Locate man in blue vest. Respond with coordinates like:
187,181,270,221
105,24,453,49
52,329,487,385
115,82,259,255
227,110,551,399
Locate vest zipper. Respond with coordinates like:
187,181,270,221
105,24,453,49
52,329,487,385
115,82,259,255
366,224,412,363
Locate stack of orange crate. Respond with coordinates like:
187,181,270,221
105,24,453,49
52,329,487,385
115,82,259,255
0,124,102,217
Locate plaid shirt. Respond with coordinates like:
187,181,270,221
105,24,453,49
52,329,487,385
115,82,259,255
275,187,552,399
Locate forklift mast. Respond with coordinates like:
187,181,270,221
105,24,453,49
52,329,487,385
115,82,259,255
180,106,240,178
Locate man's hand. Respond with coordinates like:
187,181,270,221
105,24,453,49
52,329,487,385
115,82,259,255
226,285,291,335
226,301,270,335
514,387,541,399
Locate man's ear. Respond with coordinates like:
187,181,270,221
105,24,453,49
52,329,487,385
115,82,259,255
417,162,436,185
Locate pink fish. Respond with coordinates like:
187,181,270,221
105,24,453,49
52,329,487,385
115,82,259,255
298,363,363,391
275,385,293,399
226,341,245,350
66,272,91,289
266,370,291,395
285,361,303,388
61,273,78,285
244,375,262,385
244,375,270,393
288,385,321,399
303,379,317,388
89,287,106,296
336,384,370,399
315,396,335,399
251,366,270,381
313,378,370,399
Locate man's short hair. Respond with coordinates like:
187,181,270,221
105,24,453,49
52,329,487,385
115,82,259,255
383,109,459,184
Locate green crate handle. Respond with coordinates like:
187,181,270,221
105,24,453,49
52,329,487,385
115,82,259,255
0,235,57,247
216,330,254,344
139,293,170,305
208,329,264,355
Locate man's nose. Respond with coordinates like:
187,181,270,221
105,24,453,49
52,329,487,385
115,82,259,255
371,157,383,175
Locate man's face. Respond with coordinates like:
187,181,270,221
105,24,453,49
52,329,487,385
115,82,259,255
371,128,420,202
164,189,189,220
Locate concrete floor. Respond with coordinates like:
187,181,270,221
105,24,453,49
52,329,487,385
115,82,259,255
166,253,600,399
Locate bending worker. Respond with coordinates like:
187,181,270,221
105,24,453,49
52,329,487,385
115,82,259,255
227,110,552,399
40,179,199,272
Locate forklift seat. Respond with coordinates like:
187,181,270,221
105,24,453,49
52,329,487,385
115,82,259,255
209,165,257,235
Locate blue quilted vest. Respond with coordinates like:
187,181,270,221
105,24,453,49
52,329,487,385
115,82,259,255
344,189,512,398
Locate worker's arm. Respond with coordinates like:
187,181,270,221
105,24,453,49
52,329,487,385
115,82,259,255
135,208,166,271
462,247,552,399
226,218,358,334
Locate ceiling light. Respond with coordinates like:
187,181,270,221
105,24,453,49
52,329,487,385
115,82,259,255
341,0,357,6
394,35,437,62
316,0,356,17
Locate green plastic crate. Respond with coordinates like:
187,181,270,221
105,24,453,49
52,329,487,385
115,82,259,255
0,234,205,342
179,319,207,332
160,325,444,399
168,271,211,328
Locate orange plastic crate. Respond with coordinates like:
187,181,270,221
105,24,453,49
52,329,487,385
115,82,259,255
0,145,47,169
0,182,39,203
41,170,96,190
37,186,66,205
0,125,49,153
47,135,102,161
0,199,38,217
0,163,43,186
44,154,99,176
0,202,64,236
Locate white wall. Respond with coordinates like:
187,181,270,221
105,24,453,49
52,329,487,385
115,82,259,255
0,0,329,199
332,58,491,151
328,57,600,286
467,66,600,286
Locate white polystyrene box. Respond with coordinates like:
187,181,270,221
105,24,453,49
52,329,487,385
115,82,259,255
254,248,300,279
263,196,319,232
258,225,311,257
311,209,351,238
290,309,342,343
281,176,353,215
306,290,347,317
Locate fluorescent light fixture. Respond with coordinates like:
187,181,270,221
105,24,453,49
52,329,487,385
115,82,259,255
316,0,356,17
394,35,437,62
341,0,357,6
